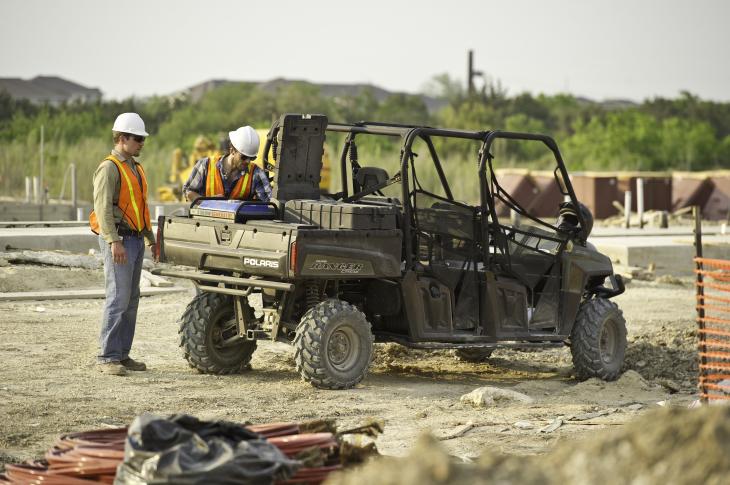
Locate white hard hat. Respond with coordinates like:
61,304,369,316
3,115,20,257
228,126,259,157
112,112,149,137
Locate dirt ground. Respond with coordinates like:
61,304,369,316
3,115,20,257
0,261,700,470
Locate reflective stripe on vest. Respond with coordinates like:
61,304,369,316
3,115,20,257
205,158,253,199
89,155,150,234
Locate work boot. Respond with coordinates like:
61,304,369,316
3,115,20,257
120,358,147,371
97,361,127,376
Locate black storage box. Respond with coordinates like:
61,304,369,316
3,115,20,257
284,199,398,230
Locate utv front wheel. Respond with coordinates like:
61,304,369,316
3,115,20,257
570,297,627,381
294,299,374,389
179,292,257,374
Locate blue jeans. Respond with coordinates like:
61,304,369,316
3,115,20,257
98,235,145,363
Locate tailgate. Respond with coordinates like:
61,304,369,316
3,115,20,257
161,216,297,278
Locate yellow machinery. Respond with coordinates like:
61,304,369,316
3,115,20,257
156,131,331,202
157,136,221,201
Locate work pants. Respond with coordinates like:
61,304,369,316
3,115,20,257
97,235,144,363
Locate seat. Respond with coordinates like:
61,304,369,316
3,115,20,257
355,167,389,192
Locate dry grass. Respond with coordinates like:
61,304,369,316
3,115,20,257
0,137,172,202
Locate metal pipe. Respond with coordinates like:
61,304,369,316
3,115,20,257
71,163,77,210
510,209,521,227
39,125,44,205
694,205,707,403
190,285,255,298
33,176,40,204
637,177,644,229
624,191,632,229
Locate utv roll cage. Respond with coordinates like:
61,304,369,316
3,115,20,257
258,118,590,296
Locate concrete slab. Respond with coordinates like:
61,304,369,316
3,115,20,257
1,226,103,253
0,221,88,228
0,202,79,221
591,226,724,237
590,233,730,275
0,225,158,254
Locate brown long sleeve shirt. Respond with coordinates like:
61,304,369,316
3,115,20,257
92,149,155,246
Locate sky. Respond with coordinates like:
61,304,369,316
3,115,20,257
1,0,729,102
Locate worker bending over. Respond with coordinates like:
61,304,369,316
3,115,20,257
183,126,271,202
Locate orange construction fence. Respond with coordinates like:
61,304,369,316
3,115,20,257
695,257,730,402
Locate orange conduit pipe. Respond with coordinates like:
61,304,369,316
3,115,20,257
0,423,345,484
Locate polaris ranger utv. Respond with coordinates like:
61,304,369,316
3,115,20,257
153,113,626,389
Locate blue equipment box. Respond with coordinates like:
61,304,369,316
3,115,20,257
190,199,277,223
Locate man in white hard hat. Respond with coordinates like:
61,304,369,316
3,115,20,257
89,112,156,376
183,126,272,202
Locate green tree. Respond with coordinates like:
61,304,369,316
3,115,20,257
375,94,430,125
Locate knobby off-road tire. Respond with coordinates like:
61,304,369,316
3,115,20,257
454,348,493,362
294,299,374,390
570,297,627,381
179,292,256,375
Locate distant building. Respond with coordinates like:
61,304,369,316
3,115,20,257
0,76,102,106
179,78,448,114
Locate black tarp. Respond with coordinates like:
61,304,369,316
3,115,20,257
115,414,300,485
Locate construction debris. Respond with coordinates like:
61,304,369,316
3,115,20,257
437,422,476,441
460,386,535,408
140,270,173,288
2,250,101,269
0,415,383,484
565,408,618,421
512,421,535,430
539,419,563,433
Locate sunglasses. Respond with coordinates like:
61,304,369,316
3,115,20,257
127,134,145,143
235,149,255,161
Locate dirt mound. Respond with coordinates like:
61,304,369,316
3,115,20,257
370,343,455,375
325,406,730,485
371,343,431,366
544,405,730,484
623,326,697,387
552,370,663,406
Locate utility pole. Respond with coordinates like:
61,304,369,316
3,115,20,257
39,124,44,205
467,50,483,96
39,124,45,220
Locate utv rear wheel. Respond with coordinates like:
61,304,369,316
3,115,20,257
454,348,493,362
179,292,257,374
570,297,627,381
294,299,374,389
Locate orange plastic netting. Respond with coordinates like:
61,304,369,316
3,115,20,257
695,257,730,401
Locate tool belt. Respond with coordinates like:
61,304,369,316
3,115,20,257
117,225,144,237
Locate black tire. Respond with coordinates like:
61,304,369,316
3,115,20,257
454,348,493,362
294,299,374,390
179,292,256,374
570,297,627,381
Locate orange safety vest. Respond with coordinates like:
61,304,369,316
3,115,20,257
205,158,254,199
90,155,151,234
